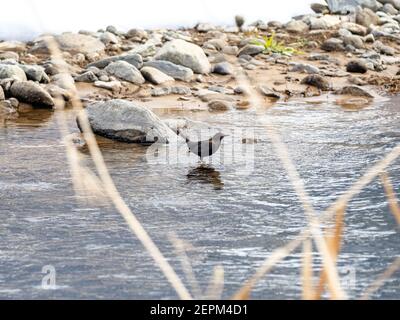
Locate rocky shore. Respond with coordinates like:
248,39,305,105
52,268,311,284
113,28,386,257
2,0,400,142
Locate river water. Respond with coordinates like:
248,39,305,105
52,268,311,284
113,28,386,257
0,95,399,299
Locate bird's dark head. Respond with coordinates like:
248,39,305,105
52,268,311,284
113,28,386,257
214,132,229,141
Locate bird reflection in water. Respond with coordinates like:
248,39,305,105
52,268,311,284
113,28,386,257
186,164,224,190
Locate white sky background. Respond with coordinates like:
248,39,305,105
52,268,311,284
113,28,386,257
0,0,321,40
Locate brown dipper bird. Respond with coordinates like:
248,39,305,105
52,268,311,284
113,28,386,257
180,132,228,160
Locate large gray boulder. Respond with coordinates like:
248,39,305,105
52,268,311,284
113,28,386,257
0,64,27,81
87,53,143,69
10,81,54,107
155,39,211,74
104,61,145,85
84,99,177,144
143,60,194,81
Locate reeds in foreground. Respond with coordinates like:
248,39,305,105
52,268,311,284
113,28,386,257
38,27,400,300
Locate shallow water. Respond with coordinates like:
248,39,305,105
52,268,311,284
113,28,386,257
0,96,399,299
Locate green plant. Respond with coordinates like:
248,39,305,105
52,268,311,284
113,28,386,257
251,32,303,56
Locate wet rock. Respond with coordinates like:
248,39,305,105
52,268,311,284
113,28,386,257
321,38,345,51
57,33,105,54
151,86,191,97
380,0,400,10
87,53,143,69
365,33,376,43
348,76,367,85
163,119,188,134
356,7,380,27
0,100,17,115
126,28,148,41
382,3,399,14
222,46,239,55
104,61,145,85
204,38,227,51
94,80,122,91
0,52,19,61
155,39,211,74
343,34,365,49
141,66,174,84
0,41,26,52
196,23,216,33
234,86,249,95
0,86,4,100
289,62,320,74
285,20,309,33
208,100,233,112
326,0,359,13
237,44,264,57
143,60,193,82
100,31,119,45
259,85,282,98
10,81,54,107
212,62,234,75
310,3,330,14
208,86,234,95
84,99,177,144
338,28,353,37
52,73,75,90
308,53,332,61
19,64,49,83
9,97,19,108
0,78,15,92
341,22,368,36
31,33,105,55
311,15,343,30
129,41,157,58
374,40,396,55
335,85,374,97
46,84,72,101
197,90,235,102
347,59,369,73
0,64,27,81
75,71,98,83
310,17,329,30
362,0,383,11
301,74,330,90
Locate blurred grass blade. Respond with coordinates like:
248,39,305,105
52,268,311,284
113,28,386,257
302,239,314,300
380,172,400,226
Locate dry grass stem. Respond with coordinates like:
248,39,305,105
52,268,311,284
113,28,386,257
380,172,400,226
315,206,346,299
169,233,202,299
360,257,400,300
302,239,315,300
205,266,225,300
44,36,192,300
